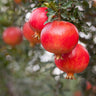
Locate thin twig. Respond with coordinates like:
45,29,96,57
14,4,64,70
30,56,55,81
58,0,61,20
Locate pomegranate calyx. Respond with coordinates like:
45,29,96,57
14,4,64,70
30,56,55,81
32,32,40,40
65,72,76,80
55,55,63,60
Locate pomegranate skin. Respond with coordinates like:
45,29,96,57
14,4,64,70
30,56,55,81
29,7,48,33
23,22,40,45
41,21,79,55
3,27,22,46
55,44,89,79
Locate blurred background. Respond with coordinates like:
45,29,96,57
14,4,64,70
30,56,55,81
0,0,96,96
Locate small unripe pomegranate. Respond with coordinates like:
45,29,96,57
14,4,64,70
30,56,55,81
29,7,48,38
41,21,79,59
55,44,90,79
86,81,92,91
23,22,40,47
3,27,22,47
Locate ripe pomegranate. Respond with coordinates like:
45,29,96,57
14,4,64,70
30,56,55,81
55,44,90,79
3,27,22,47
29,7,48,38
41,21,79,59
86,81,92,91
23,22,40,47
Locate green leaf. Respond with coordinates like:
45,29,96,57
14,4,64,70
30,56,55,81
61,1,73,9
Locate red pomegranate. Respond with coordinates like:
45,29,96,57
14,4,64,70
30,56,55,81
23,22,40,47
55,44,90,79
41,21,79,59
3,27,22,47
29,7,48,38
86,81,92,91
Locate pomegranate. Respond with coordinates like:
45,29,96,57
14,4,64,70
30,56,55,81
29,7,48,38
55,44,90,79
23,22,40,47
86,81,92,91
41,21,79,59
3,27,22,47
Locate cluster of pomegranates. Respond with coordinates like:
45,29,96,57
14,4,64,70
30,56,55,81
2,7,90,79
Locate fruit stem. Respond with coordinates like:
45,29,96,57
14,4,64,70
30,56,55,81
58,0,61,21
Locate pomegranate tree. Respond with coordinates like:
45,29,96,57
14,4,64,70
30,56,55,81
41,21,79,59
3,27,22,47
29,7,48,38
55,44,90,79
23,22,40,47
